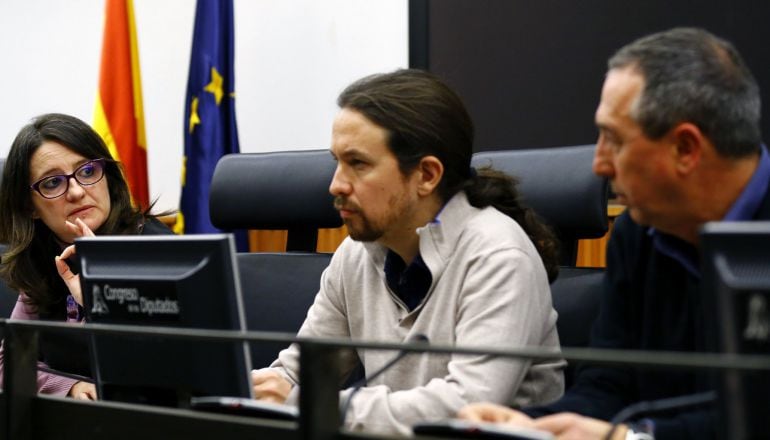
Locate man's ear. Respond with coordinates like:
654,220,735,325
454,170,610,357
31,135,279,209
415,155,444,196
670,122,705,175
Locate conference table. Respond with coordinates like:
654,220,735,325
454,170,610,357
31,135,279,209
1,317,767,440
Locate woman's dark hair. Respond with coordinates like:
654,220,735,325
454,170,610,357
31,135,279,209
337,69,559,281
0,113,153,316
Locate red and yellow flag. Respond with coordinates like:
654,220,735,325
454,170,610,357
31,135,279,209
93,0,149,210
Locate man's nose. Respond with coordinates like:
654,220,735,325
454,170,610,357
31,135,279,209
592,143,615,178
329,166,351,196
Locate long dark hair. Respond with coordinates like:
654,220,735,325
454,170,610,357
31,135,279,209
0,113,153,316
338,69,559,281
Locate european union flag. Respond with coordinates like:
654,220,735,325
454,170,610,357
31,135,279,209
177,0,247,250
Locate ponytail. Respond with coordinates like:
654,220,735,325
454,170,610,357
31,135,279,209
463,167,560,282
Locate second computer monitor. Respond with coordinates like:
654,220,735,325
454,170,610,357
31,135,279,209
701,221,770,440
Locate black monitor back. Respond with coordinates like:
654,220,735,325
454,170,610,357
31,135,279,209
701,222,770,440
78,234,252,408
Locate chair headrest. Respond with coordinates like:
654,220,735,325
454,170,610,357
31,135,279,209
209,150,342,230
471,145,609,240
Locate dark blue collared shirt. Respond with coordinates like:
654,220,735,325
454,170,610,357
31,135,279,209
383,251,433,312
652,144,770,277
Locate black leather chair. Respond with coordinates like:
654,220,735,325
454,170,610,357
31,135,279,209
236,252,331,368
550,267,604,348
550,266,604,387
471,146,608,387
209,150,342,252
0,244,17,319
0,158,17,318
209,150,341,368
471,144,609,266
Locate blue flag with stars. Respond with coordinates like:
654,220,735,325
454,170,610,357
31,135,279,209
177,0,247,250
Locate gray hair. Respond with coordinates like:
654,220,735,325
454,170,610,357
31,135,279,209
609,27,761,158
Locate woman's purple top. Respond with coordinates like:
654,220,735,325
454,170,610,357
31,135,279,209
0,294,78,396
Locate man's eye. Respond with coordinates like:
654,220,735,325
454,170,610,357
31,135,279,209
602,134,621,148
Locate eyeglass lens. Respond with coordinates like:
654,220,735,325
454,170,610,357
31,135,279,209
33,159,105,199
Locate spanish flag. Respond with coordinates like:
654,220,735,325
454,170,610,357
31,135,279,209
93,0,149,210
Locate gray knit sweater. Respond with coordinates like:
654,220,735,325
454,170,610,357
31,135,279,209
266,192,564,435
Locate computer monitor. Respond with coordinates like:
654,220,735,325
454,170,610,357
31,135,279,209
700,221,770,440
77,233,253,408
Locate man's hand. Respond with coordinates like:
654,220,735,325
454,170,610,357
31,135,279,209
459,405,630,440
457,403,536,428
69,381,97,400
533,413,628,440
55,218,95,306
251,369,292,403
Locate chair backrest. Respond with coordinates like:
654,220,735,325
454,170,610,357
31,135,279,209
237,252,332,368
550,266,604,388
209,150,342,252
0,161,17,317
0,244,18,318
471,145,609,265
208,150,343,367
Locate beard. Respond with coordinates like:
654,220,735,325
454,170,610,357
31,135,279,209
334,193,416,243
334,196,385,242
344,216,385,242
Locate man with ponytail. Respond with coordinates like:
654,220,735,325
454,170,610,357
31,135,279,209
250,69,564,435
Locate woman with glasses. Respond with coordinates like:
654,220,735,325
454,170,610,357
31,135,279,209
0,113,171,400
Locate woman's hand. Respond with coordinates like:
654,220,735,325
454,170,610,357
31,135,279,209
55,218,95,306
69,381,97,400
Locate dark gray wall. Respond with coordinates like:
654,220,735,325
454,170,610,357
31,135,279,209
419,0,770,150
